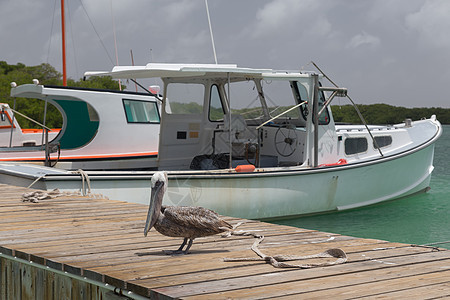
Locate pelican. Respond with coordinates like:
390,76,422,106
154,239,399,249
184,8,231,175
144,172,233,254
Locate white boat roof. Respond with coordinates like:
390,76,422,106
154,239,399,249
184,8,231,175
84,63,314,81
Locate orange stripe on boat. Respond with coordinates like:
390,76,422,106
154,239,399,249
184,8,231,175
0,151,158,162
21,128,61,134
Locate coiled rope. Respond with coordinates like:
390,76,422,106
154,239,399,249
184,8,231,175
22,169,107,202
22,189,81,203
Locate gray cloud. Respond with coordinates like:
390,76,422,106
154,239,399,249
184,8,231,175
1,0,448,108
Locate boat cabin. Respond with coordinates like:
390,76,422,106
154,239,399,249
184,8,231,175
88,63,418,173
4,83,161,170
144,64,343,171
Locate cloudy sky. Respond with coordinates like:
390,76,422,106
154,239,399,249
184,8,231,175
1,0,449,108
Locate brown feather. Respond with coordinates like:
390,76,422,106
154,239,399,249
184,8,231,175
146,172,232,254
155,206,231,239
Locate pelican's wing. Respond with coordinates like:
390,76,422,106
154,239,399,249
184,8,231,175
164,206,232,232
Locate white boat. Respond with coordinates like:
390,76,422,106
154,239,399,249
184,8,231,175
1,83,160,170
0,63,442,220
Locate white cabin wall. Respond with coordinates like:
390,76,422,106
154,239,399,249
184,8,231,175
157,112,203,170
303,78,341,166
317,122,341,165
157,81,215,170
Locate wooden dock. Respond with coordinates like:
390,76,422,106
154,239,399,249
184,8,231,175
0,183,449,299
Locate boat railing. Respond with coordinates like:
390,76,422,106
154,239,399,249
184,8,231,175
311,61,384,158
3,107,57,167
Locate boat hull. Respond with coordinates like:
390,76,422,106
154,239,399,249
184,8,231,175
37,141,436,220
161,143,436,219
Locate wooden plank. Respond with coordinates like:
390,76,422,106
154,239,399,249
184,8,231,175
59,234,353,269
148,251,450,298
267,272,450,299
0,183,449,299
87,237,380,280
182,256,450,299
122,246,434,290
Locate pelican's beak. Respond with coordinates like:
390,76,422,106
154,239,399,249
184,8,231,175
144,181,164,237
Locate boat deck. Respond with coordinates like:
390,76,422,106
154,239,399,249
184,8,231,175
0,183,449,299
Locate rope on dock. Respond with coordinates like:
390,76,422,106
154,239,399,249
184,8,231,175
223,225,347,268
73,169,92,196
22,189,82,203
21,188,108,203
411,240,450,251
22,169,108,203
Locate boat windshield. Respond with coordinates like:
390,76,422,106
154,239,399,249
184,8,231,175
262,80,300,120
225,79,305,127
225,80,264,121
317,86,330,125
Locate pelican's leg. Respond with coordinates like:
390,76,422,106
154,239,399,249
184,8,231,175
163,238,188,255
177,238,188,252
183,239,194,254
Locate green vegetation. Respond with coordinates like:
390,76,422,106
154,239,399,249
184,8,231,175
0,61,124,128
331,104,450,125
171,102,301,121
169,102,203,114
172,101,450,124
1,61,449,128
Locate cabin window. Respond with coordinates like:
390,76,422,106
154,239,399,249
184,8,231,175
225,80,263,120
345,137,368,155
292,81,329,125
224,79,303,125
87,103,99,122
123,99,160,123
263,80,300,120
165,83,204,114
292,81,310,121
317,87,330,125
373,135,392,149
209,84,225,121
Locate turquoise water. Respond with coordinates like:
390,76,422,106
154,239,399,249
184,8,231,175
273,125,450,249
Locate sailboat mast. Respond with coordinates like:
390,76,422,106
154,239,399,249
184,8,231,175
61,0,67,86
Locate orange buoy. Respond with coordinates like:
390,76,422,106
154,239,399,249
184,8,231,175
235,164,256,173
319,159,347,167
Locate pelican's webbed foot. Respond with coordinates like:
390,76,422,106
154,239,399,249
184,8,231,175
163,238,194,255
162,249,187,255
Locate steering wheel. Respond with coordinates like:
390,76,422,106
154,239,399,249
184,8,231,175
274,126,298,157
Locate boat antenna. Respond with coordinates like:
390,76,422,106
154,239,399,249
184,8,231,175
61,0,67,86
310,61,383,157
205,0,218,64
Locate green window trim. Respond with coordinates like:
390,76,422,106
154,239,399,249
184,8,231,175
53,99,99,149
